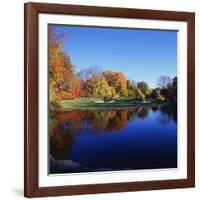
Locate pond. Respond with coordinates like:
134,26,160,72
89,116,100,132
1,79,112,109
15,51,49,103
49,104,177,174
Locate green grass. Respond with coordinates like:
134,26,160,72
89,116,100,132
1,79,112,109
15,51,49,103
55,97,161,111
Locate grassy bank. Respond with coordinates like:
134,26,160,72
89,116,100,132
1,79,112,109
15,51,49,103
53,97,164,111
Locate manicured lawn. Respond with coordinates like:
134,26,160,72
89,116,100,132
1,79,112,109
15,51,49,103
56,97,159,111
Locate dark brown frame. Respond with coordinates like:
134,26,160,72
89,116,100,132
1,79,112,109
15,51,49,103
24,2,195,198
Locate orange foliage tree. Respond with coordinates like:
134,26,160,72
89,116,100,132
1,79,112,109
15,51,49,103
49,27,83,102
103,70,128,97
84,75,115,98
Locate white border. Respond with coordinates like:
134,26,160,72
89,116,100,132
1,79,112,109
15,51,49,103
39,14,187,187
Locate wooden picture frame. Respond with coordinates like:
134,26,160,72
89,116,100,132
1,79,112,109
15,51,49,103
24,2,195,198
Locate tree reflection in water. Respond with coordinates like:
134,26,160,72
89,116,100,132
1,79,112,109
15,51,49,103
50,104,177,161
157,103,177,125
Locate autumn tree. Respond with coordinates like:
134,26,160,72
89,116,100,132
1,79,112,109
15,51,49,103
49,28,73,98
132,87,145,100
93,76,115,98
103,70,128,96
84,75,115,98
137,81,151,98
77,66,103,98
84,75,98,97
49,27,82,101
67,77,85,99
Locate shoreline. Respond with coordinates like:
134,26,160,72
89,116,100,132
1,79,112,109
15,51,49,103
51,102,174,112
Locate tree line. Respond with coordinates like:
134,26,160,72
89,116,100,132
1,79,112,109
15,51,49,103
49,28,177,103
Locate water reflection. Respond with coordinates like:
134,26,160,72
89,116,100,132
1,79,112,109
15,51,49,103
50,104,177,173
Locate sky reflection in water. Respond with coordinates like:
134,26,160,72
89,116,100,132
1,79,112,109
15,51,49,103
50,104,177,173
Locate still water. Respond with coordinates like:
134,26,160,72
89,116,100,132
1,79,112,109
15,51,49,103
50,104,177,174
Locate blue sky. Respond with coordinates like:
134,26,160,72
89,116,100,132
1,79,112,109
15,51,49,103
49,25,177,88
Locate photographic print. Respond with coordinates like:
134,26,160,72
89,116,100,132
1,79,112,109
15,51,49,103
49,25,178,174
25,3,195,197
